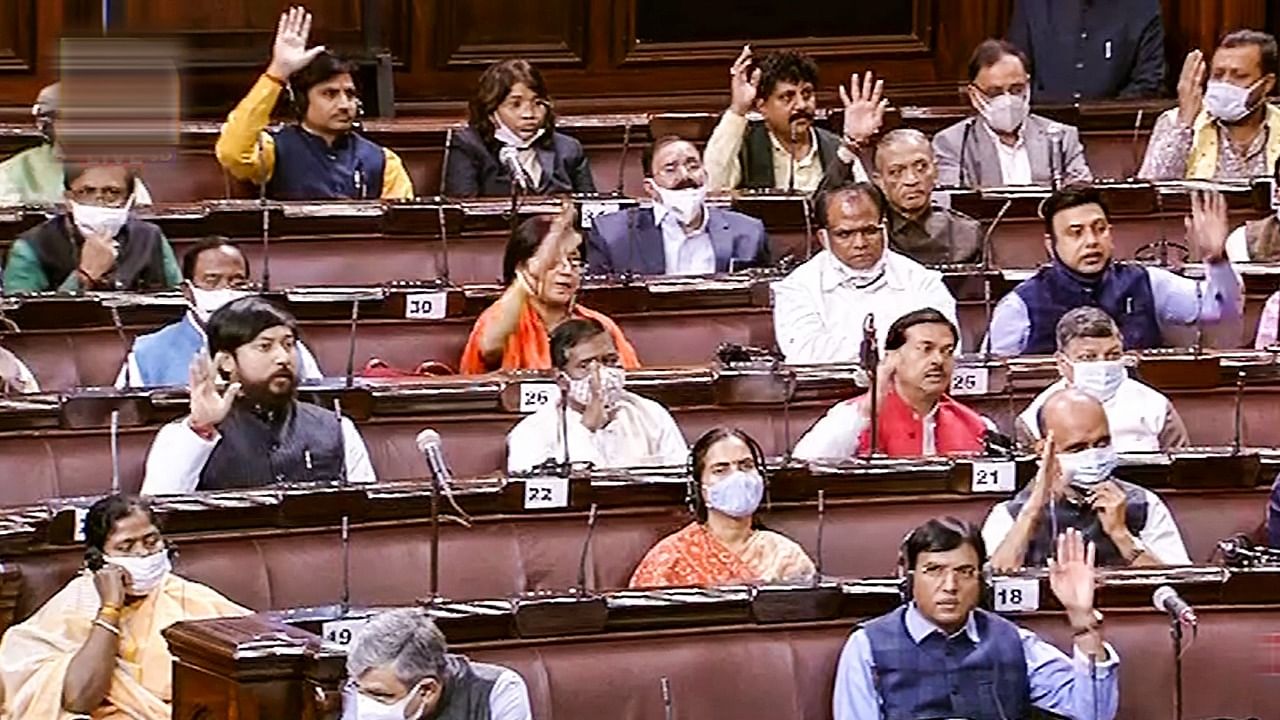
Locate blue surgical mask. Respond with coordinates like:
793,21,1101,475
1069,360,1127,403
1057,445,1118,488
704,470,764,518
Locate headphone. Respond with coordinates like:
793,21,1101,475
895,522,993,609
684,428,771,520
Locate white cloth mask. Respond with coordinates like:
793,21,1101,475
491,114,545,149
704,469,765,518
567,366,625,409
105,548,171,595
189,287,253,323
70,196,132,238
343,681,425,720
976,92,1030,134
1203,80,1260,123
655,185,707,227
1056,445,1118,488
1069,360,1127,402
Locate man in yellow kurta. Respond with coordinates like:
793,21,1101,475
214,6,413,200
0,495,247,719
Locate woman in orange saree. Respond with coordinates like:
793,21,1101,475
630,428,815,588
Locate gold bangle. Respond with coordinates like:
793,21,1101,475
98,606,122,622
93,618,120,637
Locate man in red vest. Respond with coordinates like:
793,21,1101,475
794,307,990,459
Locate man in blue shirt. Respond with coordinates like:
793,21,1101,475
984,183,1242,356
833,517,1118,720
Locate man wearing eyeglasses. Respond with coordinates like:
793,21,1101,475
2,163,179,294
833,517,1119,720
115,237,324,388
772,181,960,364
934,39,1094,188
983,184,1242,356
874,129,983,265
587,135,769,276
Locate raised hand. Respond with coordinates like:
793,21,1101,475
1176,50,1206,127
1088,480,1129,538
525,201,581,287
78,230,118,284
266,6,327,80
188,354,240,429
840,71,888,145
728,45,761,117
580,369,614,432
1048,528,1097,617
1185,189,1229,262
1030,430,1060,506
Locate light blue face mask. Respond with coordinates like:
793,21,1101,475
705,470,764,518
1057,445,1118,488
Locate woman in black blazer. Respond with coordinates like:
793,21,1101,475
444,59,597,197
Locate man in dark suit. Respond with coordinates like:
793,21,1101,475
587,136,769,276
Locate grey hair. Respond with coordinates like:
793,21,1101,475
1054,306,1122,352
874,128,933,168
345,608,448,685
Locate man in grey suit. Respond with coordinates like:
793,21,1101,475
586,136,769,276
933,39,1094,189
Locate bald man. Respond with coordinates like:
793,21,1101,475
982,388,1190,570
873,129,982,265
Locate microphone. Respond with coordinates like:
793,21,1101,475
335,398,352,613
499,146,530,192
344,298,361,389
1218,533,1280,566
860,313,879,457
1233,368,1245,455
787,121,798,194
440,126,455,196
1153,585,1198,626
660,676,673,720
435,203,452,284
958,117,976,189
256,133,272,291
614,122,632,196
814,489,825,584
979,198,1013,358
417,428,450,600
109,409,120,494
575,503,598,594
1129,108,1144,180
1046,123,1064,190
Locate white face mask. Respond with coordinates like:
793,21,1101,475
1069,359,1127,402
70,196,132,238
491,113,545,149
344,681,426,720
1056,445,1118,488
1203,79,1261,123
105,548,171,595
567,366,625,409
976,91,1030,134
189,286,253,323
704,469,764,518
654,185,707,227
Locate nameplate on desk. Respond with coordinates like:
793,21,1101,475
580,202,621,229
992,576,1040,612
524,477,569,510
970,461,1016,493
519,383,560,413
950,366,989,395
404,291,448,320
321,617,369,646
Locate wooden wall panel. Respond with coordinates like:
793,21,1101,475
0,0,61,109
435,0,586,67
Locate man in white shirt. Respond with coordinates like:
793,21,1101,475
1016,306,1189,451
984,388,1192,570
933,39,1093,188
345,607,532,720
141,296,374,494
0,345,38,394
771,181,960,363
116,237,323,387
794,308,992,460
507,317,687,473
702,46,882,193
586,136,769,276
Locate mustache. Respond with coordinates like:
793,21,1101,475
671,178,702,190
789,110,815,123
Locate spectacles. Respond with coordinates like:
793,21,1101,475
919,563,979,581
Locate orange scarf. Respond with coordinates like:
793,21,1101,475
459,301,640,374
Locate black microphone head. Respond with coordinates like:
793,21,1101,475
1151,584,1178,612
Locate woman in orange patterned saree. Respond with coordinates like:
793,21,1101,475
629,427,815,588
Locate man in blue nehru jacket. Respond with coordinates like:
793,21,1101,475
833,517,1118,720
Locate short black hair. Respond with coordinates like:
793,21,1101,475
902,516,986,571
815,181,886,229
641,135,690,178
688,427,767,525
550,317,608,369
84,494,157,553
1040,183,1109,237
967,38,1031,83
1055,306,1122,352
291,51,359,117
206,296,298,357
1220,29,1279,76
181,236,249,281
884,308,959,351
63,163,137,197
755,50,820,100
502,214,579,285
